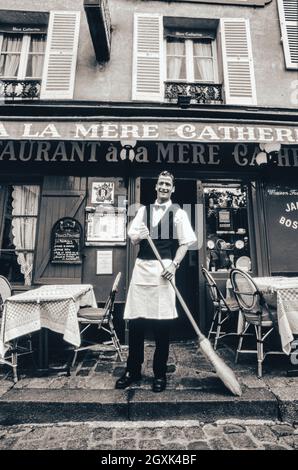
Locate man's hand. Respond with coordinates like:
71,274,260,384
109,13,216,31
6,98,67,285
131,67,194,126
161,263,176,281
138,223,149,240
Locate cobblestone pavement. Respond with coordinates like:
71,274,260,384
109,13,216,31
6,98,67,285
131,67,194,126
0,419,297,450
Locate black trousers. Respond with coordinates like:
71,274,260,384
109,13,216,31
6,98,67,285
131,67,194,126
126,318,172,378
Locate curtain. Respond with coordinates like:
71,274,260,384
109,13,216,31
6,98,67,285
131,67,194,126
167,40,186,80
0,34,22,78
193,41,214,82
29,35,45,78
11,186,40,286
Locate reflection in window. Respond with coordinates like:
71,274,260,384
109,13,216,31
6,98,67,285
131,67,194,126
204,184,251,272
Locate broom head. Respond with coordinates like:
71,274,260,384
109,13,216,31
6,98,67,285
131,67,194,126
199,337,242,397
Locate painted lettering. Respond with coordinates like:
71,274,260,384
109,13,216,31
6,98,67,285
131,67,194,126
175,124,196,140
74,124,100,139
142,125,159,139
156,143,175,163
101,124,119,139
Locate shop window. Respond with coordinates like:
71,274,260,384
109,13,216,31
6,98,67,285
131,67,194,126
0,33,46,79
204,184,251,273
0,185,40,286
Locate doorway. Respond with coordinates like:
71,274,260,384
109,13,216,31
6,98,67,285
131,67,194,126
139,178,199,340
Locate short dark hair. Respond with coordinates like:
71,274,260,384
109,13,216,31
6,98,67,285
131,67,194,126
158,171,175,185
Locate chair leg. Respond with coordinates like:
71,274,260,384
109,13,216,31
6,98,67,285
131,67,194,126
71,350,78,368
12,350,18,383
108,320,123,362
235,321,249,364
214,309,222,350
256,325,263,378
207,311,218,340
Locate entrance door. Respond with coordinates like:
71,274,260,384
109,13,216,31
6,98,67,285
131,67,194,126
139,178,199,340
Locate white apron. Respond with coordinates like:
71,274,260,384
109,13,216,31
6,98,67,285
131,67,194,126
123,258,178,320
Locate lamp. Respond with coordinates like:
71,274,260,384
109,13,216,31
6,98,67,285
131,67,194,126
255,142,281,167
177,94,191,108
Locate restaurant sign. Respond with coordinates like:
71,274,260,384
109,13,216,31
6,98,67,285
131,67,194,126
0,141,298,168
0,121,297,144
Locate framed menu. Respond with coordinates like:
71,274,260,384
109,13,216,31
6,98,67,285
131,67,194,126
86,206,126,246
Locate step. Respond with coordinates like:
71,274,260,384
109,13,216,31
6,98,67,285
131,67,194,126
0,387,279,425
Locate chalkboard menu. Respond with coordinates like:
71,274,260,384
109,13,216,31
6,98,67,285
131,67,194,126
264,185,298,274
51,217,83,264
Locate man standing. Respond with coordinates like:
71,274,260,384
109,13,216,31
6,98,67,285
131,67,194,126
115,171,197,392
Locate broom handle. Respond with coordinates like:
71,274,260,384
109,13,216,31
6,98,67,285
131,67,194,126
146,235,205,341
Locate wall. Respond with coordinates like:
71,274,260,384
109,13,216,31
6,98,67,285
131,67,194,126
0,0,296,108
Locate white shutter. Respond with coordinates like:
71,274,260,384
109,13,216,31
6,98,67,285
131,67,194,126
220,18,257,106
132,13,163,102
40,11,80,100
277,0,298,69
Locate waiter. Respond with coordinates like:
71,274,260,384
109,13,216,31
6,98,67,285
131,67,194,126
116,171,197,392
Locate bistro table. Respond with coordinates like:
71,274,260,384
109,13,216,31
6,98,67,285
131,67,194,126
227,276,298,355
0,284,97,374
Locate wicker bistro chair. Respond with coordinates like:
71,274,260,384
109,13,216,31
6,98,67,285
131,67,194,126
230,268,284,378
72,272,123,367
202,267,239,350
0,276,33,382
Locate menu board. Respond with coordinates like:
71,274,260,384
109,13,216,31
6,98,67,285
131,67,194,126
86,206,126,245
51,217,83,264
264,186,298,273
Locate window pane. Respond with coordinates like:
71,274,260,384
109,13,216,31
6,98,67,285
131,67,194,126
0,34,22,78
0,54,20,77
26,54,45,78
26,35,46,78
204,184,251,273
167,56,186,80
194,58,214,81
167,39,186,56
1,34,22,52
29,35,46,53
193,40,212,57
167,39,186,80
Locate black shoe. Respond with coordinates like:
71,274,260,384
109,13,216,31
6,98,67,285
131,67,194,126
152,376,167,393
115,371,142,389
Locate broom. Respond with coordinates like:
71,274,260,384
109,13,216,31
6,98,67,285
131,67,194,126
146,234,242,397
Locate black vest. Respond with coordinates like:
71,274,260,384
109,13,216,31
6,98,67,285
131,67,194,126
138,203,180,260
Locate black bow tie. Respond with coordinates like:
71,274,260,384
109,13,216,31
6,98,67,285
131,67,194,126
153,204,167,211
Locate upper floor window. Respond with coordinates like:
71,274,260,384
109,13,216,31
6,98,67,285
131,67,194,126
0,33,46,80
133,14,257,106
166,37,217,83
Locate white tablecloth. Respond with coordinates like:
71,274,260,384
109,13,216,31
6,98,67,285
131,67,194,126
227,276,298,355
0,284,97,358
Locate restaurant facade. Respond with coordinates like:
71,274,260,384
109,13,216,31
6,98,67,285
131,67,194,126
0,0,297,340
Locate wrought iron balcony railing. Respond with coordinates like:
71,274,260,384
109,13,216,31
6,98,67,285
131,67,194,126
165,81,223,104
0,79,41,100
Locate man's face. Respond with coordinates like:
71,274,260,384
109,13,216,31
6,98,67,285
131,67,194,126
155,175,175,203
